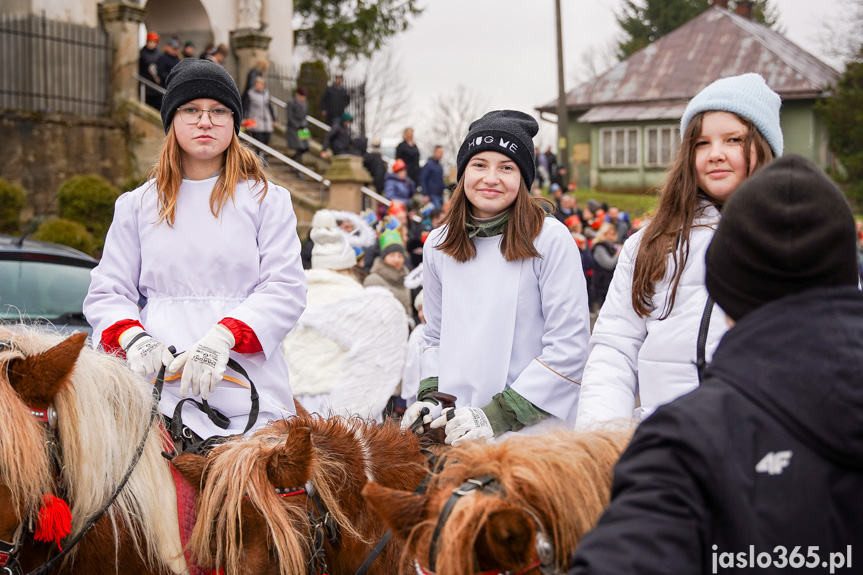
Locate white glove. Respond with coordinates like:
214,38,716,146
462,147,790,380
169,324,235,400
120,326,174,376
401,400,442,430
430,406,494,446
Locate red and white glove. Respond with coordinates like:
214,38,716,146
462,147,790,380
430,406,494,446
119,326,174,376
169,324,235,400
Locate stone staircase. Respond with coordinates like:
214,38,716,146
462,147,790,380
125,98,330,238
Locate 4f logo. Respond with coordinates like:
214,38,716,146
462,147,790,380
755,451,793,476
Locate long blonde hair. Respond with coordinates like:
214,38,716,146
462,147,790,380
148,125,269,226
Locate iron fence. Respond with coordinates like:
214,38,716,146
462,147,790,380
265,64,366,139
0,13,111,117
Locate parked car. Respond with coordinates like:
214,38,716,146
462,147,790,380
0,234,96,334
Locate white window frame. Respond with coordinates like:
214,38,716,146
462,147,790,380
599,127,640,168
645,125,680,167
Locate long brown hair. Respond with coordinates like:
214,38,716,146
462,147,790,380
148,125,269,226
438,175,553,262
631,112,773,318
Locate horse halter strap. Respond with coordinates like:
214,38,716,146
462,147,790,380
0,526,24,575
428,473,500,573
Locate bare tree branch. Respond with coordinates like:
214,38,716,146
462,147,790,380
568,39,619,87
425,85,489,173
362,48,413,139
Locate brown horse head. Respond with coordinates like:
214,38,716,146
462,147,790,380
0,332,85,543
174,414,429,575
5,331,86,407
364,429,632,575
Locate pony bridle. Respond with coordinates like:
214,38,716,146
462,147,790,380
0,341,62,575
419,473,558,575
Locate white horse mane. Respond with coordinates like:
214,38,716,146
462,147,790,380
0,325,184,571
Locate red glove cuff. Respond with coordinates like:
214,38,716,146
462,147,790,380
101,319,145,356
218,317,263,354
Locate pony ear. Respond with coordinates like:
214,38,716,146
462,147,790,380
475,507,537,573
362,482,427,541
172,453,209,491
266,427,313,487
293,398,311,419
5,332,87,408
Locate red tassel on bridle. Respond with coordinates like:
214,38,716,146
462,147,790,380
34,494,72,550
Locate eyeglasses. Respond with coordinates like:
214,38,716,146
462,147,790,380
176,105,233,126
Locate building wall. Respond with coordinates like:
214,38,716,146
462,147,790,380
0,111,134,217
21,0,98,26
581,101,829,192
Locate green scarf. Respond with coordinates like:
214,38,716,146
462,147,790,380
465,210,511,238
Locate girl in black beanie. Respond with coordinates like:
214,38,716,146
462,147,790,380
84,58,308,442
402,110,591,445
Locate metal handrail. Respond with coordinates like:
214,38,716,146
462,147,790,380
132,73,398,211
268,95,330,132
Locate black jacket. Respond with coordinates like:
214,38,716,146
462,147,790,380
396,141,421,184
569,286,863,574
320,85,350,123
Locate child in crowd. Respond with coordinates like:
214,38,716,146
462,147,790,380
576,73,781,428
403,110,590,445
364,229,412,316
568,154,863,574
84,59,307,441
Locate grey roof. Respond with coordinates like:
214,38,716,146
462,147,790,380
537,7,840,120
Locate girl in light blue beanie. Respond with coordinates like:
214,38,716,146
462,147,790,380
576,73,781,430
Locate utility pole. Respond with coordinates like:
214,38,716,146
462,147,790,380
555,0,569,188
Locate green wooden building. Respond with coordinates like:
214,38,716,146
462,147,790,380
537,3,840,192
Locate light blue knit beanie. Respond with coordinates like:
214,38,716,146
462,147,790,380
680,73,783,157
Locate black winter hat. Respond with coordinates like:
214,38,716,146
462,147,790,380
705,154,859,322
456,110,539,189
160,58,242,134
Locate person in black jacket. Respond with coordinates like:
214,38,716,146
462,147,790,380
321,112,353,157
364,137,388,194
568,154,863,574
396,127,421,184
320,74,350,128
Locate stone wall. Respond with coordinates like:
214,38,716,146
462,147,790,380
0,110,134,218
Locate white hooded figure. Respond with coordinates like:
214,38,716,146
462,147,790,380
282,210,409,420
400,265,425,406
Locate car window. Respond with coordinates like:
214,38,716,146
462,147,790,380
0,260,92,322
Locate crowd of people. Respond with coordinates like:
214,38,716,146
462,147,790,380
114,49,862,573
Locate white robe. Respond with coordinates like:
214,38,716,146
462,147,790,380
282,268,408,421
575,203,728,429
421,218,590,426
84,176,307,438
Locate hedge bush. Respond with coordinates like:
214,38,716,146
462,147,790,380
0,178,28,235
32,218,95,255
57,174,120,251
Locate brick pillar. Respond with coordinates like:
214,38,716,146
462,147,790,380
98,1,147,111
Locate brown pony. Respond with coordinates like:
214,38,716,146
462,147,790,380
0,325,187,574
172,413,432,575
363,429,632,575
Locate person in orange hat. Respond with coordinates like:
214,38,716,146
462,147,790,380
383,158,416,206
139,31,162,109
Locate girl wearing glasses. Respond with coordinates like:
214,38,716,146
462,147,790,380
84,58,307,442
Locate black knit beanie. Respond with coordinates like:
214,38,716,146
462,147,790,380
160,58,242,134
705,154,859,322
456,110,539,189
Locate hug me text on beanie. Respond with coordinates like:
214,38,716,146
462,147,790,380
456,110,540,189
160,58,243,134
680,73,783,157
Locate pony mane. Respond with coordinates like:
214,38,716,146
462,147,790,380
191,413,426,575
0,325,182,569
412,429,631,574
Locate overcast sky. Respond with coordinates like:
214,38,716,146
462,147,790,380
370,0,850,150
